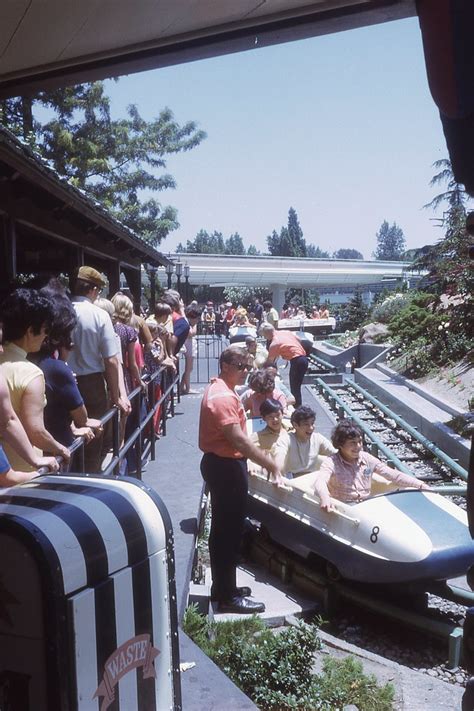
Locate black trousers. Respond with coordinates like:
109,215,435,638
76,372,108,473
289,355,308,408
200,453,248,602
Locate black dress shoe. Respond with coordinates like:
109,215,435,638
210,586,252,602
218,596,265,614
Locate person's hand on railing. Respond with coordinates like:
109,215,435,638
115,394,132,415
73,426,96,444
58,444,71,464
163,357,177,371
85,418,103,434
33,455,60,473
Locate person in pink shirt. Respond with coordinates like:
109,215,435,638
314,420,430,511
199,346,284,614
260,323,308,407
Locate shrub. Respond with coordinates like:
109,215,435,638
370,292,412,324
316,656,394,711
183,607,395,710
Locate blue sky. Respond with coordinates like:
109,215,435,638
105,16,453,259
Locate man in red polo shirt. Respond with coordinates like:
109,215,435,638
260,323,308,407
199,346,284,613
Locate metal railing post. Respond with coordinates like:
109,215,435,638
136,388,143,481
149,378,156,461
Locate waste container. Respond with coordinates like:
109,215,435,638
0,474,181,711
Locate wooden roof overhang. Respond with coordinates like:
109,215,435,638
0,127,170,295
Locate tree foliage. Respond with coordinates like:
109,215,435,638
306,244,330,258
373,221,406,261
267,207,307,257
223,286,272,306
225,232,246,255
0,83,206,246
181,229,250,255
414,159,472,299
183,229,225,254
344,290,369,329
333,248,364,259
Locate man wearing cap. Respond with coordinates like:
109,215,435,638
68,266,130,472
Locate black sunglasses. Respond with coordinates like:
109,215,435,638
232,361,251,371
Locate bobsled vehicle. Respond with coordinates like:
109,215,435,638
277,317,336,336
228,324,257,344
247,470,474,584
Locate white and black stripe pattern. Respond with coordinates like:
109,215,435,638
0,474,181,710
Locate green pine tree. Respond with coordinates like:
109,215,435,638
373,221,406,261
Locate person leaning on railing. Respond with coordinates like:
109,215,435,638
68,267,130,473
32,282,103,466
0,369,59,484
0,289,71,473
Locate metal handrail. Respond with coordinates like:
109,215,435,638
346,380,468,482
38,363,180,478
314,377,468,495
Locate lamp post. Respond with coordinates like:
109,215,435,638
165,261,174,289
175,260,183,296
184,264,190,304
149,264,157,312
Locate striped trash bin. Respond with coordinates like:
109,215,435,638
0,474,181,711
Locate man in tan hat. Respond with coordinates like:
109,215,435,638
68,266,130,472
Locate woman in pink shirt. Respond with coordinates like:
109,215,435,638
314,420,430,511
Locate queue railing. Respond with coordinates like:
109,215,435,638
44,364,181,479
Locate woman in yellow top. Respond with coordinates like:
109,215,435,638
0,289,70,471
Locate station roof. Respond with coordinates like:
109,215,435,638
0,125,170,270
0,1,472,193
0,1,415,97
160,252,417,288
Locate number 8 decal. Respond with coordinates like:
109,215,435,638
370,526,379,544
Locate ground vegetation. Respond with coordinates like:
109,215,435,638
183,606,394,710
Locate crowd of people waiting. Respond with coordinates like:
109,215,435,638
0,266,199,484
0,269,321,487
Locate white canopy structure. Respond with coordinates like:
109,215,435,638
158,253,420,308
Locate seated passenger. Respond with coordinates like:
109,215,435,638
241,368,288,418
320,305,330,319
233,308,251,327
262,361,296,406
250,398,290,453
314,420,430,511
273,405,337,478
244,336,268,370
